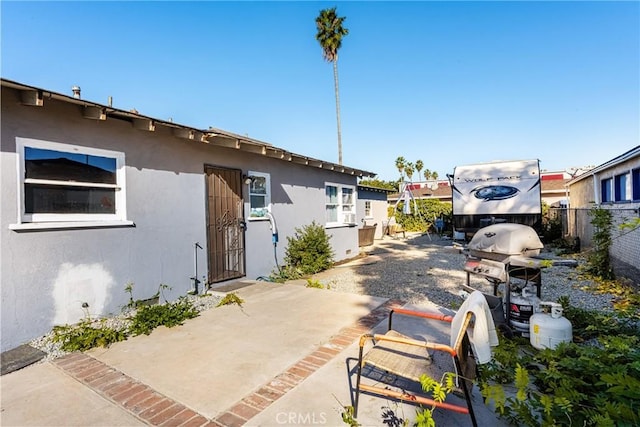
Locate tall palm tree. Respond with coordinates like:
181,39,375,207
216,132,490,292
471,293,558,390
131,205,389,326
316,7,349,165
395,156,406,180
404,162,414,182
415,160,424,180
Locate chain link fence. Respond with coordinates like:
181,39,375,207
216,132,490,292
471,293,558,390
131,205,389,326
549,206,640,283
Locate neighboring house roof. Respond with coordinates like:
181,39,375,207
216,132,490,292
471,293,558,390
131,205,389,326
388,182,452,202
541,178,570,193
1,78,376,178
568,145,640,185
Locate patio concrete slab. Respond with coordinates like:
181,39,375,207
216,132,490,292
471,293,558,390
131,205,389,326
0,362,144,426
85,281,386,420
0,281,506,426
250,300,507,427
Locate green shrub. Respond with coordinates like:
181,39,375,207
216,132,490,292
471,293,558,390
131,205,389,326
305,278,325,289
52,320,127,352
479,303,640,427
269,264,304,283
283,221,334,276
541,202,564,243
587,207,614,280
216,292,244,307
392,199,452,232
128,297,199,336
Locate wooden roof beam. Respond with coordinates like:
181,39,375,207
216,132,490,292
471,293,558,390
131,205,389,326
173,128,195,140
20,89,44,106
133,118,155,131
83,106,106,120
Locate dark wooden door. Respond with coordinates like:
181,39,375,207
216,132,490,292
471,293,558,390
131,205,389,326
205,166,246,283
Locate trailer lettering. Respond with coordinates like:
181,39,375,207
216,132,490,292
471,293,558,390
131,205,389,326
463,175,521,183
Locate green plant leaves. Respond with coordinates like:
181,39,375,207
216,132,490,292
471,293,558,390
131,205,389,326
216,293,244,307
52,296,200,350
128,297,199,336
271,221,335,282
52,320,127,352
478,307,640,427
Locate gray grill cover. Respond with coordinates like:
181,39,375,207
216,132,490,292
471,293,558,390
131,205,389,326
468,223,543,257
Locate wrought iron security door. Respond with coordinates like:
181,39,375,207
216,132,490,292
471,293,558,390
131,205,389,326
205,166,246,283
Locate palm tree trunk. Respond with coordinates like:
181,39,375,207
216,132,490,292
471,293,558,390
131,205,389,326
333,59,343,165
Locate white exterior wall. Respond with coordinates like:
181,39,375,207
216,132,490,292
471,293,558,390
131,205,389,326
1,87,360,351
356,187,390,239
243,168,360,277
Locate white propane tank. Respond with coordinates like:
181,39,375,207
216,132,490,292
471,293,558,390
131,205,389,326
509,286,540,337
529,302,572,350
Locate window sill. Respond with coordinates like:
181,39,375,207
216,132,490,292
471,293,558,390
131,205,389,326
325,223,358,229
9,220,135,232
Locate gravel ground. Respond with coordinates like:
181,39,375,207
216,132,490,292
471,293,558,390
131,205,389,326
312,232,619,313
31,232,620,361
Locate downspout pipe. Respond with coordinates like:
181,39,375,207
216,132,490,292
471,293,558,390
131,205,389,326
592,173,599,205
264,212,280,270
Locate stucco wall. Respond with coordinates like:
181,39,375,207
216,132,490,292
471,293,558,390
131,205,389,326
568,155,640,283
356,188,389,239
566,178,595,246
1,87,360,351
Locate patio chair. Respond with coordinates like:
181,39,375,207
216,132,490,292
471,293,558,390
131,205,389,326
353,293,496,427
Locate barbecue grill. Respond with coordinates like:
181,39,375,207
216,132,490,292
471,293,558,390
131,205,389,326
463,223,546,332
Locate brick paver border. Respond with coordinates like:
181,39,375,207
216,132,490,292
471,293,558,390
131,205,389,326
53,352,216,427
211,298,405,426
53,298,405,426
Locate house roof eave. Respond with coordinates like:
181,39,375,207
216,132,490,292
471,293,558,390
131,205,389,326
2,78,377,179
567,145,640,185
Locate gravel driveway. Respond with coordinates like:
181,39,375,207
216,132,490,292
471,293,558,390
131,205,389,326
311,232,618,313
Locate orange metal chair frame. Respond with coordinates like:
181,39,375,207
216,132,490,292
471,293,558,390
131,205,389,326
353,308,478,427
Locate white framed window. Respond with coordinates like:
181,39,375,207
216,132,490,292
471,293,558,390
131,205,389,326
614,173,630,202
364,201,372,218
601,177,613,203
247,171,271,219
325,183,356,226
13,137,128,226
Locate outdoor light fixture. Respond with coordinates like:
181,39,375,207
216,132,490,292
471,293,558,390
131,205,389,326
243,175,255,185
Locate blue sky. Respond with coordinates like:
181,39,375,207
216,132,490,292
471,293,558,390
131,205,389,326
2,1,638,181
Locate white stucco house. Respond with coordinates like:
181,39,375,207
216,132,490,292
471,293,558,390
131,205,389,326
356,184,394,242
0,78,376,352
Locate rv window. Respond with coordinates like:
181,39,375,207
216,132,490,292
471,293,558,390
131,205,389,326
16,138,127,225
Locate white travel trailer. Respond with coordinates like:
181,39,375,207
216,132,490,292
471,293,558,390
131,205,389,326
450,159,542,236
